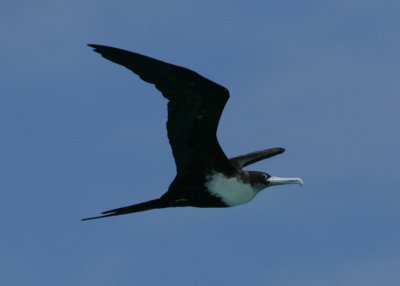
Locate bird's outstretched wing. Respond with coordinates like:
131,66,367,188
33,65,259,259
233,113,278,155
88,44,236,176
229,148,285,169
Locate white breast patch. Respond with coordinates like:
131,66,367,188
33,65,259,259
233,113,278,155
205,172,258,207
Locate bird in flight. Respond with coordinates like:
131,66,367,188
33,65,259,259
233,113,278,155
82,44,303,221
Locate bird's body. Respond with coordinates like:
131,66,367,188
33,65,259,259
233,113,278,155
82,45,302,221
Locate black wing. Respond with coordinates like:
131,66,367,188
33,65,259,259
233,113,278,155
88,44,236,176
229,148,285,169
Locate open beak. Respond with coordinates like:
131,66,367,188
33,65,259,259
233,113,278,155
267,176,303,187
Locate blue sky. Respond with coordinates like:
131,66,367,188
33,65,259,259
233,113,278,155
2,1,399,285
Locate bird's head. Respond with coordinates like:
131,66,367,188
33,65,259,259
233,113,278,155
249,171,303,191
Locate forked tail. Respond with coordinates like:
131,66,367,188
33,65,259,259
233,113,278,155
81,198,168,221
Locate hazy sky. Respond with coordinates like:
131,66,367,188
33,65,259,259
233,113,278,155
2,1,400,285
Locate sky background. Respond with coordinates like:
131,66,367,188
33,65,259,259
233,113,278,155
2,1,400,285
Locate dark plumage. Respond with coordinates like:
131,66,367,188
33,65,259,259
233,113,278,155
82,45,302,221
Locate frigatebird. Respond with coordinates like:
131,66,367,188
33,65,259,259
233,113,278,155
82,44,303,221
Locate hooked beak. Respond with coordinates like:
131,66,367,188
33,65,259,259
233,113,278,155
267,176,303,187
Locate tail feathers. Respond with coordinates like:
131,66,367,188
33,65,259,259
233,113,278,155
81,198,168,221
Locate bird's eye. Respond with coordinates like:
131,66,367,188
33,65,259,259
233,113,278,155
261,174,269,181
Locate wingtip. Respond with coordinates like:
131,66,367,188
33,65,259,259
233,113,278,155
87,43,100,50
271,147,285,154
81,216,96,221
87,44,109,52
81,214,110,221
